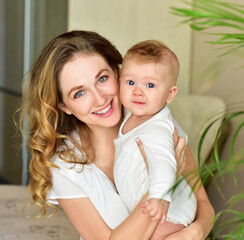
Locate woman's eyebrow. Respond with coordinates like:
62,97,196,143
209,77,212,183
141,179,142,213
95,69,109,78
68,85,84,97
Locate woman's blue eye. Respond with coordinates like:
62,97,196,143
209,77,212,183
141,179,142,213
74,90,84,98
127,80,134,85
147,83,155,88
99,76,107,83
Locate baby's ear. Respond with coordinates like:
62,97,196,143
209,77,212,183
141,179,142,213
166,86,178,104
58,102,72,115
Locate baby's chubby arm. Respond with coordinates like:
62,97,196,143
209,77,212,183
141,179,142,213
139,119,177,203
141,198,170,224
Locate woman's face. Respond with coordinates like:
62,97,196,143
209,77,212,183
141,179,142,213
58,54,122,130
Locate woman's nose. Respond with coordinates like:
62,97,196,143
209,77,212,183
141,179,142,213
93,90,106,106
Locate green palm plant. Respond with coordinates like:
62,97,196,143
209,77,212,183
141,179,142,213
171,0,244,56
170,0,244,239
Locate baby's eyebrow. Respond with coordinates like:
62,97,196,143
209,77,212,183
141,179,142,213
142,76,159,81
120,73,136,78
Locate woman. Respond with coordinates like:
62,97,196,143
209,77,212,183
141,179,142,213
20,30,214,239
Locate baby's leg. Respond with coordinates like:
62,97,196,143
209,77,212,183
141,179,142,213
150,221,185,240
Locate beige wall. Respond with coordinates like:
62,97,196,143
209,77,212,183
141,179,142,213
68,0,192,94
190,0,244,227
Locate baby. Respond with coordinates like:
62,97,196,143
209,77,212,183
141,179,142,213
114,40,197,239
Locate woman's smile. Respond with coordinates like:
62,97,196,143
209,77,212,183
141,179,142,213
93,100,113,117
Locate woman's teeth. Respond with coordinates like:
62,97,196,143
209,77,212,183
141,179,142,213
94,102,112,115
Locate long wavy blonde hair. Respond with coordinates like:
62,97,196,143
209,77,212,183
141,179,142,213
19,30,122,216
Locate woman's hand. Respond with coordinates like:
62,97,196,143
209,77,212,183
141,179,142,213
173,128,186,178
136,138,149,171
136,129,186,180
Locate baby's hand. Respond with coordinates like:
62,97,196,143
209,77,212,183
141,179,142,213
140,198,169,225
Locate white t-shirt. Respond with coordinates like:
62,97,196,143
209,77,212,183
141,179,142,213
114,106,197,226
47,134,130,240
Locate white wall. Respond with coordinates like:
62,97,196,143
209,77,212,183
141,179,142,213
68,0,192,94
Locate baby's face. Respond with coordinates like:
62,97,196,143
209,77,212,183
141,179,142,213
119,59,173,117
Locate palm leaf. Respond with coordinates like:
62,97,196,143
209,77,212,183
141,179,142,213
228,191,244,208
171,0,244,54
170,1,244,238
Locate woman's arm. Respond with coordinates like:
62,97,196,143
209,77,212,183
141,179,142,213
58,192,158,240
56,138,163,240
165,145,215,240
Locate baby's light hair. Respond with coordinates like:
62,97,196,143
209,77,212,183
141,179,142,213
123,40,180,84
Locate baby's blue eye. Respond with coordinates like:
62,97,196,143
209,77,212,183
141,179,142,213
127,80,134,85
147,83,155,88
74,90,84,98
99,76,107,83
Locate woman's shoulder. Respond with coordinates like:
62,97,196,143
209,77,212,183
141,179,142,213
48,158,97,204
50,151,94,176
53,131,84,166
